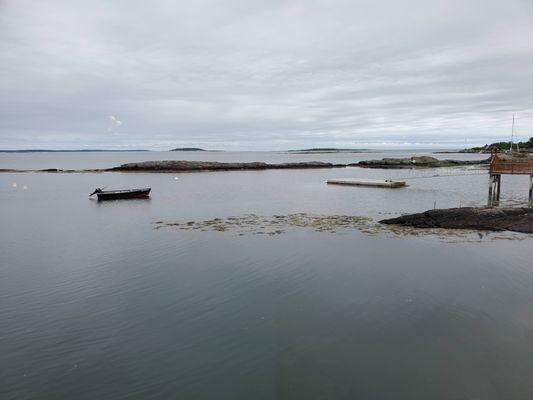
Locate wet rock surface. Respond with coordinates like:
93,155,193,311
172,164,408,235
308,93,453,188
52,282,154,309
380,207,533,234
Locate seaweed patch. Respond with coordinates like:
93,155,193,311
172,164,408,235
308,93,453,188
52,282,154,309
154,213,376,235
153,213,527,242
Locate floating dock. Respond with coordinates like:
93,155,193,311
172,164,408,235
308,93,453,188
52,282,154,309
326,178,406,188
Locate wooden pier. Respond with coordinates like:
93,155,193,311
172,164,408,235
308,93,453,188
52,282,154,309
488,153,533,206
327,178,406,188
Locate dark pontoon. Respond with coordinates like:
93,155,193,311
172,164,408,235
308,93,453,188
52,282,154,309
89,188,151,200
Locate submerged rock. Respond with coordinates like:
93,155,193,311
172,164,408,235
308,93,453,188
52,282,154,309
380,207,533,234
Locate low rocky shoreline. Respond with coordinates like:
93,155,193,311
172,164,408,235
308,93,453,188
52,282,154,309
1,157,488,173
357,156,488,169
106,156,485,172
108,160,344,172
380,207,533,234
0,161,342,173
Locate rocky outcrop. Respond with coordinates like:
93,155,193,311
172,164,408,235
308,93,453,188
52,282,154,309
356,156,488,169
380,207,533,234
108,160,344,172
0,157,489,174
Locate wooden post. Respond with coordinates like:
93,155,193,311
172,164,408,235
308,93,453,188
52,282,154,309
488,174,501,206
488,174,494,206
495,175,502,202
529,175,533,208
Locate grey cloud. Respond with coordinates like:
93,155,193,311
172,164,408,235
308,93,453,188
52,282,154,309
1,0,532,150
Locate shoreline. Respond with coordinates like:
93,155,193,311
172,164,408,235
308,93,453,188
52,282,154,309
0,157,488,173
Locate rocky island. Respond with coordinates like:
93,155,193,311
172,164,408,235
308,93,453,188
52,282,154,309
380,207,533,234
113,157,487,172
356,156,488,169
0,156,489,173
108,160,344,172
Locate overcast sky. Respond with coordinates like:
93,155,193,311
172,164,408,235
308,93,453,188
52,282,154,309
1,0,533,150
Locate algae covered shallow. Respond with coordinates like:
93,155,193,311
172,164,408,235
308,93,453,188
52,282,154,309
155,213,377,235
154,212,529,242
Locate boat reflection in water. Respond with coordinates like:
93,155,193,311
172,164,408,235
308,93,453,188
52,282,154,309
89,187,151,201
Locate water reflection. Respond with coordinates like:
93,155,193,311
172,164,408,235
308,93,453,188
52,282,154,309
1,153,533,399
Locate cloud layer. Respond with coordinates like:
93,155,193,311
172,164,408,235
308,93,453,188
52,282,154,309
1,0,533,149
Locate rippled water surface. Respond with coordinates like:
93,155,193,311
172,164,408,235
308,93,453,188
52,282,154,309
1,151,533,399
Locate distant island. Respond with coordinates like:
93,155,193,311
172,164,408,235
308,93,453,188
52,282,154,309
0,149,150,153
287,148,369,154
170,147,207,152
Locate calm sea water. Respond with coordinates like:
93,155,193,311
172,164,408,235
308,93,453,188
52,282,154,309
1,151,533,399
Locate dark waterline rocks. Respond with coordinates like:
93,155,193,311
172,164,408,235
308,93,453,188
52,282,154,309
380,207,533,234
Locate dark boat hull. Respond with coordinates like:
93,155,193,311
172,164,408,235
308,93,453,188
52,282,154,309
96,188,151,201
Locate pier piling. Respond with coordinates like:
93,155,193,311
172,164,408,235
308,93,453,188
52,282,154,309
488,174,501,206
529,175,533,207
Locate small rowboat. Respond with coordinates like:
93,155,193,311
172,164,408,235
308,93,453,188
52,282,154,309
89,188,151,200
